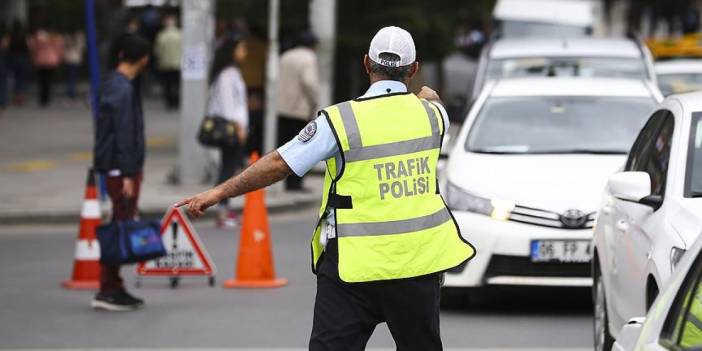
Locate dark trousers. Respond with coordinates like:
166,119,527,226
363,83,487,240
0,53,7,108
246,108,264,156
277,115,308,190
309,239,443,351
160,69,180,109
65,63,79,99
218,145,243,206
36,67,55,107
7,53,29,96
101,173,142,293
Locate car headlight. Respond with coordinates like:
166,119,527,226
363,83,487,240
671,246,686,272
445,182,514,220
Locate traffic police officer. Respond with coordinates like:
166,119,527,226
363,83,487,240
177,26,475,351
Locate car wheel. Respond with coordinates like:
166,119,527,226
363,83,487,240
594,271,615,351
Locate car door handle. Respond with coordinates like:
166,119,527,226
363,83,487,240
616,220,629,232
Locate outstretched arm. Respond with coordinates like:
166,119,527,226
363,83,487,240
175,151,292,217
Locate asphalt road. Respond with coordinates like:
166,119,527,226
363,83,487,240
0,207,593,350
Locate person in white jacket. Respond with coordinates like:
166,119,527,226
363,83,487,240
206,36,248,228
276,32,319,191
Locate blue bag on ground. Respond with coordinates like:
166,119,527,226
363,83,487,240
97,220,166,265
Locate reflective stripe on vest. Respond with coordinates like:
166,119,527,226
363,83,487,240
337,207,451,237
338,100,441,162
311,94,476,283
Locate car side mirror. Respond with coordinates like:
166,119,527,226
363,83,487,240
615,317,646,350
608,172,662,210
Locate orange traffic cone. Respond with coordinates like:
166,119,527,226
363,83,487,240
62,168,102,289
223,153,287,289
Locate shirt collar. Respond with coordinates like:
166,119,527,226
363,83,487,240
360,80,408,98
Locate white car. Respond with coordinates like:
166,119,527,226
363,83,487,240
655,60,702,96
441,77,661,299
611,231,702,351
593,91,702,351
492,0,602,38
472,37,657,100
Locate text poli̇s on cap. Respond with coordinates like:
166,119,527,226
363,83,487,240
368,26,416,67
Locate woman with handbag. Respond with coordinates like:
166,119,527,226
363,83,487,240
204,36,248,228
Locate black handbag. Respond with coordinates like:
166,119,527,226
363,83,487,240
97,219,167,265
197,116,240,148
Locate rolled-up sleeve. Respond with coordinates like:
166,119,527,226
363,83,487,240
277,115,338,176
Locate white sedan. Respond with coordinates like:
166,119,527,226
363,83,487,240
655,59,702,96
611,230,702,351
593,91,702,351
472,37,657,100
441,77,661,299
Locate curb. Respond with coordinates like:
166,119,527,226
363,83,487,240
0,196,320,225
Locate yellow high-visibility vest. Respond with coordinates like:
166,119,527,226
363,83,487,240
310,93,475,283
681,282,702,348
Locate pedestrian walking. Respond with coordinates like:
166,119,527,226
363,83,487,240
177,26,475,350
154,14,181,109
92,34,151,311
276,31,319,191
7,20,29,106
63,29,85,104
206,37,249,228
28,27,63,107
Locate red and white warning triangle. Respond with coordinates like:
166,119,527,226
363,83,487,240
137,207,215,276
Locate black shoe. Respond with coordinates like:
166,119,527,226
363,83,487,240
119,291,144,307
91,291,142,311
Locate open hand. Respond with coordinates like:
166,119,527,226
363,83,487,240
174,189,222,218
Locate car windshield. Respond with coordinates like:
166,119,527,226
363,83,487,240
466,96,655,154
486,57,647,80
688,115,702,197
500,21,588,38
657,73,702,96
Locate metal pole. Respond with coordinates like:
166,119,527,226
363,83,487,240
85,0,108,200
178,0,214,184
263,0,280,155
262,0,282,193
310,0,337,109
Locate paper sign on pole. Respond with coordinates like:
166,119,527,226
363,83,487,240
137,207,215,277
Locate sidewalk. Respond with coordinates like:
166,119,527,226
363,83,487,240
0,98,321,224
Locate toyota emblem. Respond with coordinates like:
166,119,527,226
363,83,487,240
560,209,587,229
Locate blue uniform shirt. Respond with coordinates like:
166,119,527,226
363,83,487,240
277,80,450,246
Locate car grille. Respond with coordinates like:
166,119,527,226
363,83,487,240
508,205,596,229
485,255,591,278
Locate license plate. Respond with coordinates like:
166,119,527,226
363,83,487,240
530,240,591,263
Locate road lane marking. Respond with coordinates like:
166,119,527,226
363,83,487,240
3,160,56,173
70,151,93,161
2,136,174,174
147,136,175,147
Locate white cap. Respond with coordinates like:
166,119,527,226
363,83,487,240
368,26,416,67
